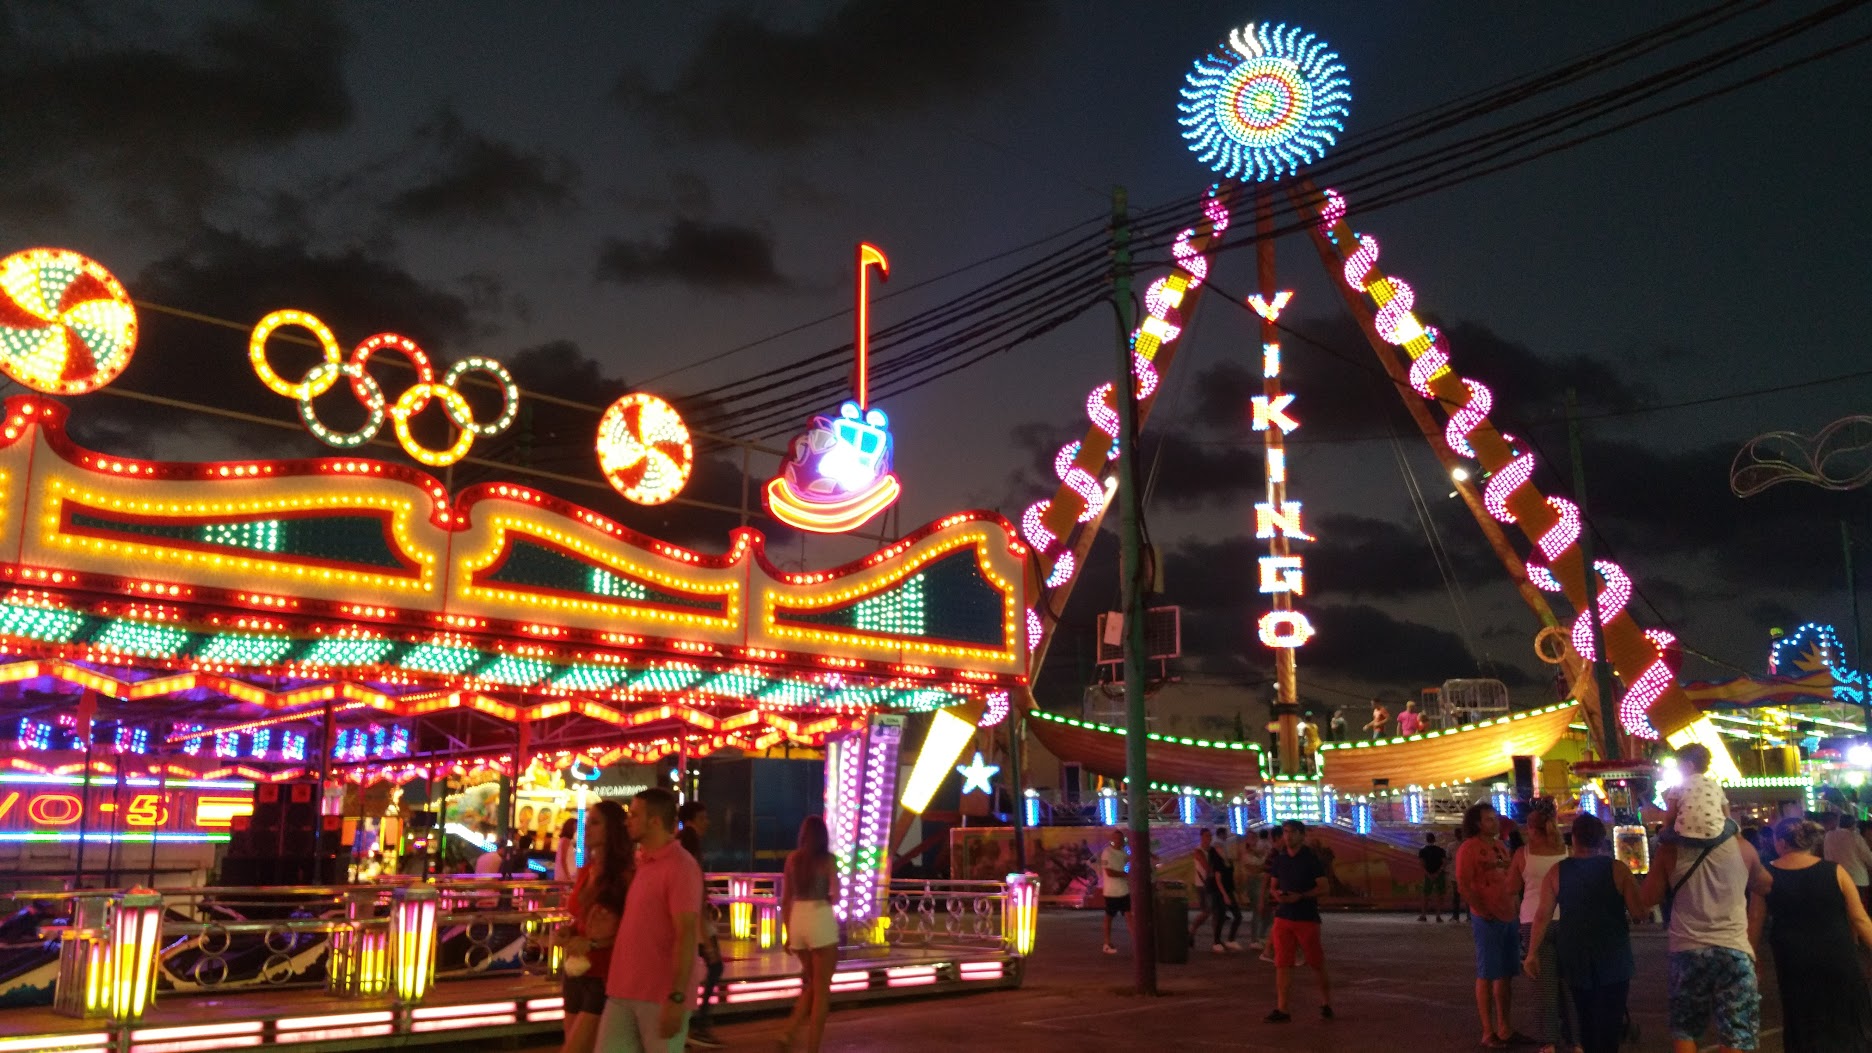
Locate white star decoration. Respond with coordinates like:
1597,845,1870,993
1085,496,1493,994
955,751,999,795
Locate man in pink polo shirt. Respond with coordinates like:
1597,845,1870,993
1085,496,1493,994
598,787,703,1053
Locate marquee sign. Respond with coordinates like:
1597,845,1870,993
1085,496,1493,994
0,773,252,842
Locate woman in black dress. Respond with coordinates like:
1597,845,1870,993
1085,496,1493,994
1749,816,1872,1052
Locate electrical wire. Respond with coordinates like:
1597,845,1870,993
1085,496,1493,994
686,1,1870,426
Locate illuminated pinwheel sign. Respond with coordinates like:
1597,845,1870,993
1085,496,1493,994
1179,22,1351,183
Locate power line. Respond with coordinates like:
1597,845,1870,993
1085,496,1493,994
686,1,1870,425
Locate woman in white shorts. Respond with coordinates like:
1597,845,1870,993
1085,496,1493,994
778,815,840,1052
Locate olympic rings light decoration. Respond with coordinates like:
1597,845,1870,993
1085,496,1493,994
596,392,694,506
0,247,140,395
1179,22,1350,183
249,309,517,467
1321,188,1675,739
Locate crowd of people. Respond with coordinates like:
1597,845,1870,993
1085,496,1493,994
551,788,842,1053
1088,744,1872,1053
536,749,1872,1053
1455,741,1872,1053
1101,820,1337,1021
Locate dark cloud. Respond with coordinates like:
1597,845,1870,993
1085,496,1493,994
1302,604,1527,686
1187,315,1656,442
1161,520,1495,608
0,0,353,229
1746,600,1803,629
1171,600,1523,690
595,220,789,290
608,170,714,219
385,112,578,227
1527,434,1871,595
614,0,1055,149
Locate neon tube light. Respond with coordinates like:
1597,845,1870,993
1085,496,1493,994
899,707,977,813
0,832,229,843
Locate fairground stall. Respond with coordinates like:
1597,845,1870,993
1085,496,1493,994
0,244,1038,1050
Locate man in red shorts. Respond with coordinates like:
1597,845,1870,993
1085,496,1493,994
1262,819,1333,1023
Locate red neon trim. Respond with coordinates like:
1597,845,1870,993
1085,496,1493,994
17,397,454,527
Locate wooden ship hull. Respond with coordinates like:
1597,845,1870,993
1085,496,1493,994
1318,701,1580,790
1025,710,1265,788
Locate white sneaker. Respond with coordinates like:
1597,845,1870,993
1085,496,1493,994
1102,943,1117,955
1248,939,1265,951
1225,941,1243,951
1211,943,1226,954
1258,948,1274,963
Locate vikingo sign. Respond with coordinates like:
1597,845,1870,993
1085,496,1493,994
1248,290,1314,650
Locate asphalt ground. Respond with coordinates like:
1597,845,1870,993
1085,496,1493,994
514,909,1808,1052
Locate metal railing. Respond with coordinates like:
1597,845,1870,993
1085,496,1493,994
882,879,1012,950
11,877,570,1018
7,872,1035,1022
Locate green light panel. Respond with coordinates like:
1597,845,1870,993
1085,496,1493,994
697,671,768,699
89,619,192,658
550,664,626,692
476,653,554,687
201,520,283,552
399,640,480,676
298,636,395,667
888,688,956,713
852,572,925,636
0,603,87,643
194,632,294,666
589,567,649,601
627,664,702,692
757,680,824,708
822,686,897,709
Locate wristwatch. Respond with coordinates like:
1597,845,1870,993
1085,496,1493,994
666,991,684,1005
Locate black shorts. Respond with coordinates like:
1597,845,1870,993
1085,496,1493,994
1104,893,1131,916
562,974,607,1016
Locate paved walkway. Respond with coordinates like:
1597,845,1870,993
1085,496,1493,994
521,910,1803,1051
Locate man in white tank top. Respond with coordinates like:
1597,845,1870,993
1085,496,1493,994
1641,800,1770,1053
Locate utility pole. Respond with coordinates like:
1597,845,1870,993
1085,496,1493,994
1566,389,1621,760
1112,185,1157,993
1008,712,1027,873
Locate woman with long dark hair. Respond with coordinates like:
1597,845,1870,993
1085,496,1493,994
778,814,840,1052
1749,816,1872,1052
556,800,631,1053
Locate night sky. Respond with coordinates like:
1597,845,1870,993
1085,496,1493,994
5,1,1870,713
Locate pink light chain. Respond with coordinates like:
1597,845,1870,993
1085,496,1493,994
1020,189,1230,656
1323,188,1667,738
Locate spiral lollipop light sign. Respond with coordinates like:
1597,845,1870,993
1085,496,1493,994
0,248,138,395
1179,22,1350,183
596,392,694,506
